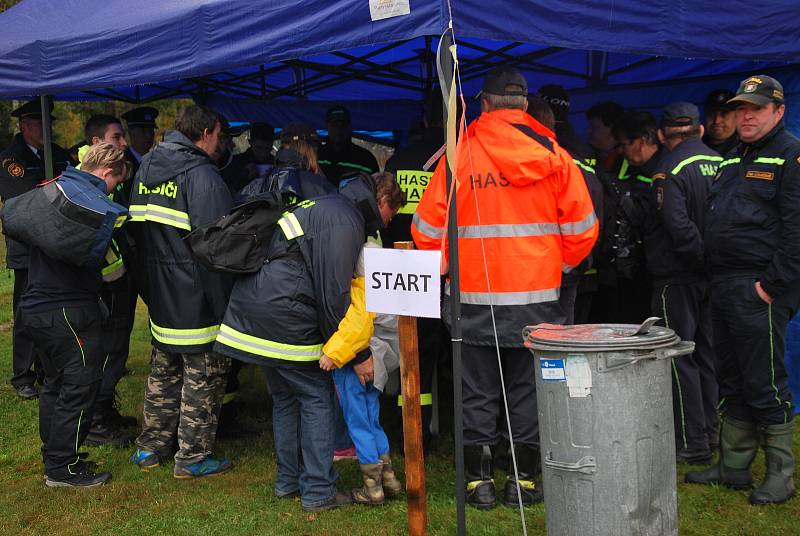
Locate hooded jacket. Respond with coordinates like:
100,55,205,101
411,108,598,346
128,130,233,353
215,177,380,367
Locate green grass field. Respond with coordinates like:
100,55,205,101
0,266,798,535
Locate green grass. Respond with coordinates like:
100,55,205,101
0,271,798,535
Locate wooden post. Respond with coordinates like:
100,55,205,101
395,240,428,536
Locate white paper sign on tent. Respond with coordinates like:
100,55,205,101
369,0,410,21
365,248,441,318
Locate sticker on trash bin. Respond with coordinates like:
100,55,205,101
566,355,592,397
541,359,566,381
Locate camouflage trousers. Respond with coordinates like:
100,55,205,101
135,347,231,467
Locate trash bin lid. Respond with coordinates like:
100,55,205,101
523,318,679,352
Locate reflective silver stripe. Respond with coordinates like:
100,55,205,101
562,262,575,273
278,213,304,240
445,285,560,305
412,212,445,239
458,222,559,238
559,212,597,236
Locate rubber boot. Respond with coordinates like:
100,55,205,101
503,443,544,507
465,445,496,510
749,422,796,505
685,416,758,490
352,463,385,505
379,454,403,499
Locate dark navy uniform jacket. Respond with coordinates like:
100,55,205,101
0,134,73,269
705,121,800,301
645,137,721,283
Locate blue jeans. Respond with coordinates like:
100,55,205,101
263,366,337,508
333,366,390,464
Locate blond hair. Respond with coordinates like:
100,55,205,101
81,142,127,176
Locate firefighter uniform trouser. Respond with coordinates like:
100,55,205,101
462,344,538,447
22,305,103,479
95,274,136,413
559,281,579,325
712,277,795,425
652,281,717,451
10,269,42,389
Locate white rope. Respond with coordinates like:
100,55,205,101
437,10,530,534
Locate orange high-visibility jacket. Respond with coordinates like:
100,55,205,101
411,108,598,346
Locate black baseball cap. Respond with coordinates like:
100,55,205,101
660,102,700,128
704,89,736,113
729,75,785,107
326,105,351,123
536,84,570,122
11,99,54,120
121,106,159,128
481,66,528,97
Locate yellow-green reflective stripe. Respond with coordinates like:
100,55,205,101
223,392,237,405
671,154,723,175
216,324,322,361
466,479,493,491
318,160,373,173
114,215,127,228
397,393,433,406
719,157,741,168
753,157,785,165
584,268,598,276
278,212,304,240
128,204,191,231
617,159,630,179
149,319,219,345
635,175,652,184
573,159,595,174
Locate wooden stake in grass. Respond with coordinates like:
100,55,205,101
395,240,428,536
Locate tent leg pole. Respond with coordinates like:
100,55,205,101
40,95,54,180
440,31,466,536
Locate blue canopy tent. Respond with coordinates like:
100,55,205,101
1,0,800,134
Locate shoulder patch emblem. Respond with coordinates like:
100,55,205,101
2,158,25,178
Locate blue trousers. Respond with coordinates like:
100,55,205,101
262,366,338,508
333,366,390,465
786,313,800,415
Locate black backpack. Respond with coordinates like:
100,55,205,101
185,191,287,274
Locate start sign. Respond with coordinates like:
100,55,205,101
365,248,441,318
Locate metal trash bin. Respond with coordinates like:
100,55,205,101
523,319,694,536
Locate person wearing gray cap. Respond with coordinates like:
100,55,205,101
644,102,722,465
702,89,739,156
686,75,798,505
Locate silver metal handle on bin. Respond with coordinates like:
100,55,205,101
598,340,696,373
544,453,596,474
650,340,695,360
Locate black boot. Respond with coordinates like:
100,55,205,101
749,422,796,505
685,415,758,490
465,445,496,510
503,443,544,507
84,414,134,448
